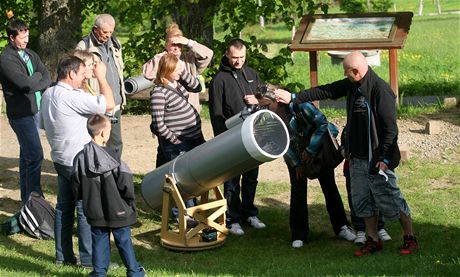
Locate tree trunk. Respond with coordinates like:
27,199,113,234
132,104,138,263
436,0,442,14
37,0,82,79
172,0,216,49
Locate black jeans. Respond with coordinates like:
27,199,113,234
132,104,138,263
224,167,259,225
158,135,205,218
288,165,349,242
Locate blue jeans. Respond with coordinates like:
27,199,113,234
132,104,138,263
8,114,43,203
90,226,144,277
54,163,92,266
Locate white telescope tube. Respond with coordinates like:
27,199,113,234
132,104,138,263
124,75,153,95
141,109,289,209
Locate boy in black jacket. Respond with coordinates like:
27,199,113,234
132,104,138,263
72,114,145,276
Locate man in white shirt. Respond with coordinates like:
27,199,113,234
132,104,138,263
40,55,114,267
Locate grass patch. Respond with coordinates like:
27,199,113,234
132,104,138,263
1,143,459,276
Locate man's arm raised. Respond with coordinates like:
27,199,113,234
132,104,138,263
93,60,115,112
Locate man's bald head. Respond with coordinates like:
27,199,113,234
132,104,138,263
343,51,369,83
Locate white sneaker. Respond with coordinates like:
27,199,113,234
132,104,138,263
247,216,266,229
292,240,303,248
228,223,245,235
338,225,356,241
354,231,366,244
378,229,392,241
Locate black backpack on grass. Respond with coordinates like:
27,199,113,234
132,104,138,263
19,192,55,240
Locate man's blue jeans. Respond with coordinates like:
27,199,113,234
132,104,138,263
54,163,92,266
90,226,144,277
8,114,43,203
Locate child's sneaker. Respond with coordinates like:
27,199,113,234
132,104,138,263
378,228,392,241
354,237,383,257
400,235,418,255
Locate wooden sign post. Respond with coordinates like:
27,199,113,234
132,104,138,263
290,12,413,104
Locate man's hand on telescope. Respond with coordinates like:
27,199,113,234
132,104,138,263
274,88,292,104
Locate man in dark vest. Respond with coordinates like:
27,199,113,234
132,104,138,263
76,13,125,157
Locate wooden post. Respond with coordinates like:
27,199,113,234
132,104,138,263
309,51,318,88
309,51,320,108
389,49,399,105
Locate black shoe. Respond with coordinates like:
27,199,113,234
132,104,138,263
55,256,78,266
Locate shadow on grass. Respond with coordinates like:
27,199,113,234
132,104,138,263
0,196,458,276
0,156,59,196
130,202,459,276
0,235,83,277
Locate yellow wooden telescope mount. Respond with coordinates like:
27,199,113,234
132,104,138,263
160,174,228,251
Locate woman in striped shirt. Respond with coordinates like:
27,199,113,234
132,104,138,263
150,53,204,162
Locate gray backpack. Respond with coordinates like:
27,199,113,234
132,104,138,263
19,192,55,240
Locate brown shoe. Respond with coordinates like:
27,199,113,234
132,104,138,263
400,235,418,255
354,237,383,257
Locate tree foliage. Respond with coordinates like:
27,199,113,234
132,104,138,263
339,0,393,13
97,0,329,91
0,0,37,46
1,0,330,91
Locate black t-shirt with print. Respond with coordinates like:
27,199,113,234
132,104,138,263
350,88,369,159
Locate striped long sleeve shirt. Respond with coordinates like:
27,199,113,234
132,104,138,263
150,71,202,144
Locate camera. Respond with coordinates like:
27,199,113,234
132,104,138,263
105,113,118,124
109,117,118,124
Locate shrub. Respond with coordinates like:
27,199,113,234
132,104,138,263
340,0,393,13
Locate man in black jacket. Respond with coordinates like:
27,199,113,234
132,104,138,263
0,19,51,203
209,38,266,235
274,51,418,256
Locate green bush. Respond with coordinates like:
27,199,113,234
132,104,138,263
340,0,393,13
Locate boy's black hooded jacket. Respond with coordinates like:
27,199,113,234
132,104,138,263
72,141,137,228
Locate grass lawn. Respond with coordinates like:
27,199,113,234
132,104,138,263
1,127,459,276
